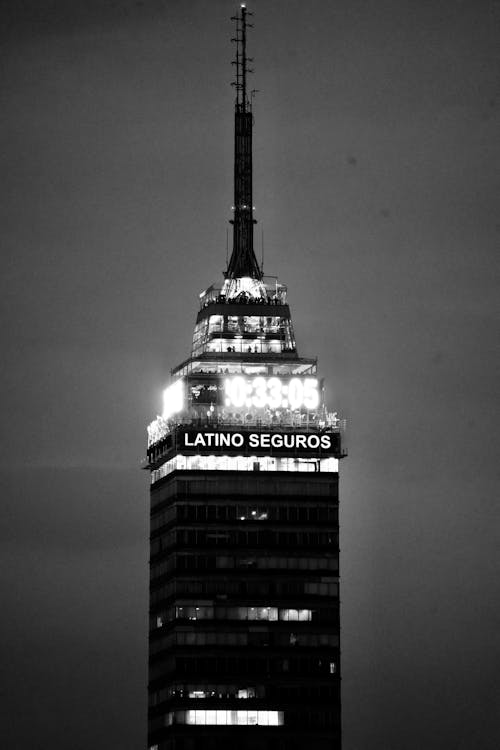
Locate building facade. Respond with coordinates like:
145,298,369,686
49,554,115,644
146,8,345,750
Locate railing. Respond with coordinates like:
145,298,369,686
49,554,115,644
198,280,288,311
193,338,295,357
171,354,317,378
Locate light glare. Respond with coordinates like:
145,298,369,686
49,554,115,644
162,379,184,419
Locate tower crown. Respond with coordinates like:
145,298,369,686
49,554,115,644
146,6,345,453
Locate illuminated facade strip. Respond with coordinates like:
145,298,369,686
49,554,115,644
151,454,338,484
166,709,284,726
155,606,314,626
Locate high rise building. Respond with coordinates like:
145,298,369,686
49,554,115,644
146,7,346,750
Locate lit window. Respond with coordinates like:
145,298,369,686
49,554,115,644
280,608,312,622
237,687,256,699
151,454,339,483
180,709,283,726
248,606,277,621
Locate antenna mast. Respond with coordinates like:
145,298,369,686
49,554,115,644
226,4,262,280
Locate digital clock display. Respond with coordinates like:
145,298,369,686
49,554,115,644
224,376,320,411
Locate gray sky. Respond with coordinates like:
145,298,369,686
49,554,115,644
1,1,499,748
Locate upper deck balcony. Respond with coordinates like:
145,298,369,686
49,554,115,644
171,354,317,378
192,280,297,359
199,277,288,308
197,278,289,321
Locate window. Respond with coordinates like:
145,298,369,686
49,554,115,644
304,581,338,597
248,606,278,621
237,687,256,698
153,476,337,498
171,709,283,726
152,528,339,557
175,605,214,621
280,608,312,622
153,684,263,702
151,455,339,483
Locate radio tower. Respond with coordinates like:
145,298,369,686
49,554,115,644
227,4,261,281
145,6,346,750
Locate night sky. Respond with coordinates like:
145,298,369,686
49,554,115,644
1,1,498,748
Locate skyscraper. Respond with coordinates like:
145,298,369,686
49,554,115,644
146,7,346,750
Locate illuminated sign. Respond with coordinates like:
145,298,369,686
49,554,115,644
178,429,339,455
224,376,319,410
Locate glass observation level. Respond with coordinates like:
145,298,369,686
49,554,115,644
192,277,295,357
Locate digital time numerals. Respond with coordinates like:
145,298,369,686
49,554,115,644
224,376,319,411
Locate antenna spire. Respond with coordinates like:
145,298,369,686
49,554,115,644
226,5,261,280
